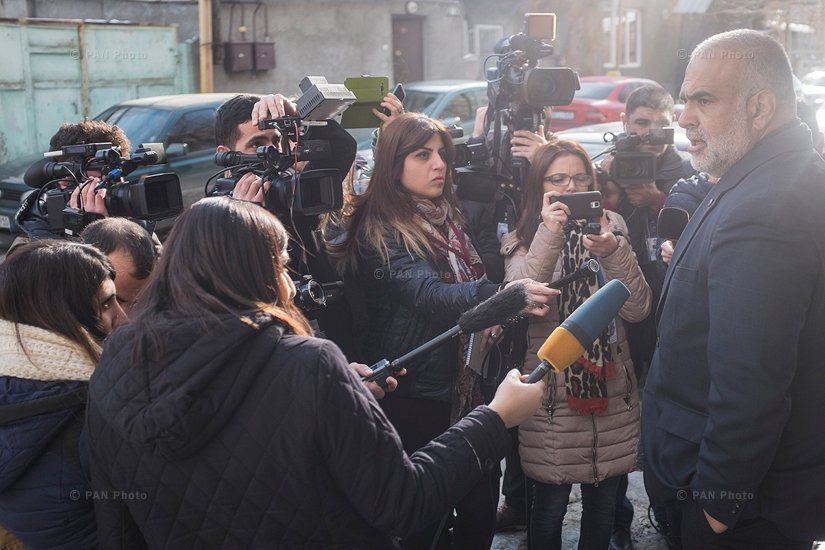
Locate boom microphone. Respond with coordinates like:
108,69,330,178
524,279,630,383
24,157,78,189
364,282,531,388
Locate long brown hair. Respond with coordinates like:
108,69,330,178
514,139,597,248
329,113,464,272
129,197,312,358
0,240,114,363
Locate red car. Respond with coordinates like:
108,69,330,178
548,76,662,133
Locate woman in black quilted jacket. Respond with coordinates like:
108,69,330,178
85,196,546,549
328,113,557,549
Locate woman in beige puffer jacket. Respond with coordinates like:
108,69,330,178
501,140,651,550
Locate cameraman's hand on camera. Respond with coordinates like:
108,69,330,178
251,94,298,125
624,182,662,209
511,125,548,164
471,106,488,138
582,213,619,258
232,172,270,207
350,362,406,400
541,191,569,235
489,369,545,429
372,92,405,130
70,178,109,217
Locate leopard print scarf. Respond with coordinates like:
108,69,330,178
558,220,615,415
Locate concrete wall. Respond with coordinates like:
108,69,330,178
212,1,475,95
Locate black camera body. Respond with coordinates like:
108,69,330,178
607,128,674,186
27,142,183,236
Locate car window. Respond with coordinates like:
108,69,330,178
403,90,441,114
439,92,476,123
802,73,825,87
575,82,617,100
617,85,630,103
165,108,217,153
99,106,171,147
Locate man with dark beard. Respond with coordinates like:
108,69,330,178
641,29,825,549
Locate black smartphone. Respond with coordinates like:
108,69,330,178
550,191,603,220
381,83,406,117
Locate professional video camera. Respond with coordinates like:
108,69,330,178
209,76,356,217
209,76,357,317
486,14,580,168
595,128,675,186
24,142,183,236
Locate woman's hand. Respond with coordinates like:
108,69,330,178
349,362,406,400
479,324,502,352
582,212,619,257
489,369,546,429
372,92,405,130
661,240,674,265
506,279,559,317
70,178,109,217
541,190,569,235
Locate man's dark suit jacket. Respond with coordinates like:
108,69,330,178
642,120,825,541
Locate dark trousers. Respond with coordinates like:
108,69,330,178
613,473,634,531
381,395,499,550
530,475,621,550
502,427,526,512
679,498,812,550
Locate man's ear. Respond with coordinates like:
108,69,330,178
620,112,628,131
216,145,230,153
816,131,825,156
748,90,777,133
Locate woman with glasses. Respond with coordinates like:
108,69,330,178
500,139,651,550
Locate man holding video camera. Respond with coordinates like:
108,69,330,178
10,119,132,254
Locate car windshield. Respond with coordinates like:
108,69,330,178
575,82,617,100
403,90,441,114
98,106,172,146
802,74,825,87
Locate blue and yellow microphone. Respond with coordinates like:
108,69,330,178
524,279,631,384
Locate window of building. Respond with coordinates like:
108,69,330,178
602,8,642,69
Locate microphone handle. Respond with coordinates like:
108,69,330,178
524,360,552,384
363,325,463,388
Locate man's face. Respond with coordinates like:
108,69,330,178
622,107,673,158
218,119,280,154
108,249,147,314
679,53,756,178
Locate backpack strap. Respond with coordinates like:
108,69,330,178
0,386,87,425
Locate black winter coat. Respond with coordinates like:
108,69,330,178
86,314,509,549
357,232,498,402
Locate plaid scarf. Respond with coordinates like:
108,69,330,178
558,220,615,415
412,199,485,423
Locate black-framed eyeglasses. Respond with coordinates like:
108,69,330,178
544,173,593,188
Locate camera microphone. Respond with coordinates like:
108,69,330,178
24,157,76,188
657,207,690,242
364,282,531,388
524,279,630,384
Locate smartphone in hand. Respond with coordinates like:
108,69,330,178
382,83,406,116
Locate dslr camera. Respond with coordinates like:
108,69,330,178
601,128,674,186
25,142,182,236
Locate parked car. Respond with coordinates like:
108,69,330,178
555,121,689,161
0,93,241,233
548,76,662,133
